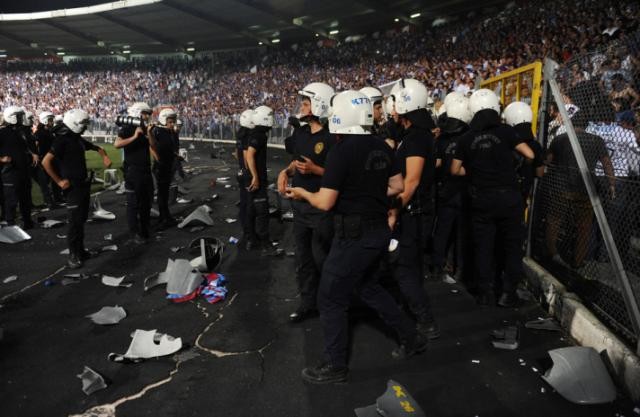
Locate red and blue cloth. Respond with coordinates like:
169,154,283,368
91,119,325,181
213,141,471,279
166,273,228,304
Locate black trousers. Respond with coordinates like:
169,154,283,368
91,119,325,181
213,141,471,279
392,211,434,321
318,225,416,368
1,168,31,226
154,163,173,222
432,191,474,283
470,188,524,296
237,171,249,236
125,169,153,238
292,200,334,310
247,186,269,243
32,165,53,206
64,182,90,255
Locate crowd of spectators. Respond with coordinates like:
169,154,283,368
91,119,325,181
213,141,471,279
0,0,638,136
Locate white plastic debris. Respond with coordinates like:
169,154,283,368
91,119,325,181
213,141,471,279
532,367,539,373
110,329,182,361
86,306,127,325
0,225,31,244
177,197,192,204
144,258,200,294
60,248,70,255
442,274,457,284
225,218,237,224
76,366,107,395
101,275,132,288
56,234,67,239
41,219,65,229
471,360,480,364
3,275,18,284
224,184,231,189
540,387,546,393
177,205,214,229
170,246,184,253
92,196,116,221
104,234,113,241
388,239,399,252
101,245,118,252
216,177,230,182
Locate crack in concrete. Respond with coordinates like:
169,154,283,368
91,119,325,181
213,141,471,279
1,265,66,303
69,357,187,417
69,285,282,417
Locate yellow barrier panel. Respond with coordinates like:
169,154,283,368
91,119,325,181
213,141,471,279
480,61,543,134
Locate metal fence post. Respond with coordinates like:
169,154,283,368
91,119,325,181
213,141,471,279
527,59,556,258
549,78,640,354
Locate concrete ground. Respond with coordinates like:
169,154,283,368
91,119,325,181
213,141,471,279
0,142,635,417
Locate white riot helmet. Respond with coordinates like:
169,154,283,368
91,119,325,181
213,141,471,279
39,111,55,125
63,109,90,134
158,108,177,126
23,110,35,127
239,109,255,129
127,102,152,118
298,82,334,119
469,88,501,115
3,106,24,125
252,105,274,127
384,96,395,116
443,91,466,110
328,90,373,135
503,101,533,126
444,95,473,124
359,86,384,104
385,82,403,115
394,78,430,115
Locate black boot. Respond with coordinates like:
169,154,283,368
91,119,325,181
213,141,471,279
392,333,428,360
417,317,441,340
301,363,348,384
67,253,83,269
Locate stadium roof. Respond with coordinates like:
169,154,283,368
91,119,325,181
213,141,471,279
0,0,508,57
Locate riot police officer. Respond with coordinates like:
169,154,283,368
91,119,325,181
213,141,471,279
42,109,112,268
432,93,473,285
388,79,440,339
450,89,534,307
502,101,544,205
286,90,426,384
114,102,154,244
149,108,178,229
236,109,254,240
244,105,276,253
33,111,62,208
0,106,37,229
277,82,335,322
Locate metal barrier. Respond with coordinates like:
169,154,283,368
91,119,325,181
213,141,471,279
87,120,289,146
529,32,640,353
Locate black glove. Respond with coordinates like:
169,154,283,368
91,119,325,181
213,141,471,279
288,116,301,129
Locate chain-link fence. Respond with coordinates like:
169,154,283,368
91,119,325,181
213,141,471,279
529,32,640,348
